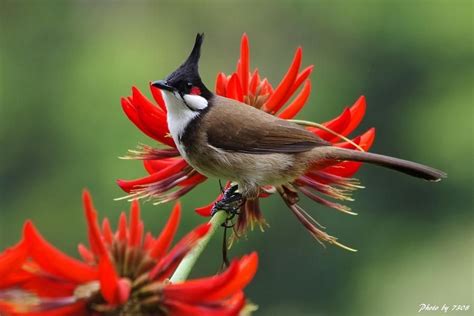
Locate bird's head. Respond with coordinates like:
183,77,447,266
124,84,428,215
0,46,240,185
152,33,212,112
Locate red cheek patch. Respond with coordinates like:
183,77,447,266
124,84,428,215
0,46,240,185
190,86,201,95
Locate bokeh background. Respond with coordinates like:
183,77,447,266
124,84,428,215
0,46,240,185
1,1,472,315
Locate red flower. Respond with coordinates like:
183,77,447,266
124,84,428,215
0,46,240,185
0,191,258,315
118,34,375,249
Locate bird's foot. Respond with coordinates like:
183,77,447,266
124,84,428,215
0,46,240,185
211,184,243,217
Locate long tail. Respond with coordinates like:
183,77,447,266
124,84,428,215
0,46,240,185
322,147,447,182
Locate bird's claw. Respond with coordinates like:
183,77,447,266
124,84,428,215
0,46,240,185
211,184,243,216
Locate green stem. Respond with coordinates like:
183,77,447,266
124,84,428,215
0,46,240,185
170,210,227,283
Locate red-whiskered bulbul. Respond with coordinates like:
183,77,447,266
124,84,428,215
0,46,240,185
152,34,446,212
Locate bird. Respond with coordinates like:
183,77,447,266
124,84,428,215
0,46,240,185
151,33,446,216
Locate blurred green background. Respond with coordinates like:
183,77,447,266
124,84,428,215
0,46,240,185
1,1,472,315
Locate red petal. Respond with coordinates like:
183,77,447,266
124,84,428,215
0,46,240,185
0,268,33,289
12,301,89,316
239,33,250,96
128,200,141,247
149,224,211,280
149,84,167,112
163,259,239,303
195,186,227,217
83,191,107,257
323,161,363,178
98,254,120,305
21,274,76,297
121,97,155,140
195,203,213,217
334,127,376,150
24,222,98,284
322,128,376,178
310,107,352,142
149,202,181,259
118,212,128,242
278,65,314,108
249,69,260,95
164,293,245,316
121,90,173,148
117,278,132,304
177,172,207,187
117,158,189,193
204,252,258,300
215,72,228,96
77,244,95,265
143,158,177,174
260,79,273,95
0,240,28,279
102,218,114,246
341,95,366,136
143,232,154,251
263,47,302,113
277,80,311,119
226,74,244,102
133,87,174,147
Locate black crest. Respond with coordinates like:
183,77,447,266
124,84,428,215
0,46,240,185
183,33,204,69
164,33,211,98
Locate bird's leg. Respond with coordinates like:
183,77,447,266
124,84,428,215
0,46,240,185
218,179,225,194
211,184,243,216
221,221,231,269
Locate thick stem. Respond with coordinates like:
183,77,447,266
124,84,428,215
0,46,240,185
170,210,227,283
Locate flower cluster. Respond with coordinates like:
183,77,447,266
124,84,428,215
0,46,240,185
117,34,375,249
0,191,257,315
0,32,385,315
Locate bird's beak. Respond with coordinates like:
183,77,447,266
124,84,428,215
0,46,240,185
152,80,175,92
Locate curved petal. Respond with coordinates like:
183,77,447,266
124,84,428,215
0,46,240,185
164,293,245,316
163,260,239,303
278,65,314,108
149,84,167,112
0,240,28,280
195,181,231,217
143,158,180,174
102,219,114,246
149,224,211,280
341,95,366,136
226,74,243,102
77,244,95,265
203,252,258,301
132,87,174,147
83,190,107,257
310,107,352,142
263,47,302,113
215,72,228,96
177,172,207,187
149,202,181,260
277,80,311,119
98,255,121,305
249,68,260,95
23,222,98,284
117,159,189,193
321,128,376,178
7,301,89,316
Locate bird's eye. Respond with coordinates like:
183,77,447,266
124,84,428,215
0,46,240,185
186,82,193,87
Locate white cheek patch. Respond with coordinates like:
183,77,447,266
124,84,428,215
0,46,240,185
162,91,200,148
183,94,208,110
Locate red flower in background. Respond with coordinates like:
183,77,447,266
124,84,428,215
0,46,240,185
118,34,375,249
0,191,258,315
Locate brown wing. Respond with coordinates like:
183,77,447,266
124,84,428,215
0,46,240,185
203,96,330,154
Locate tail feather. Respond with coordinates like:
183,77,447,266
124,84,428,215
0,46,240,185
324,147,447,182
